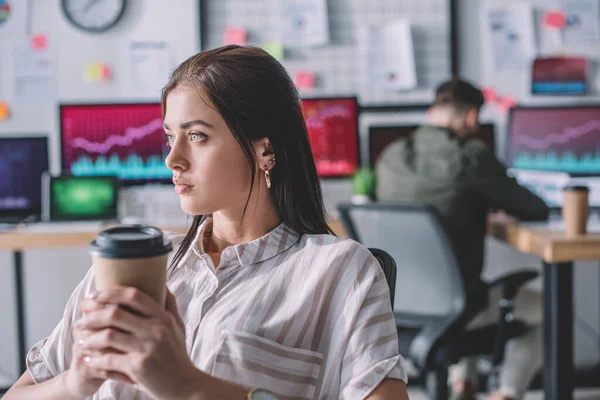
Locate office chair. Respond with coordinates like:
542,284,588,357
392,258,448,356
369,248,397,309
339,202,538,399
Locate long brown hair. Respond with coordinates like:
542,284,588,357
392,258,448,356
161,45,333,268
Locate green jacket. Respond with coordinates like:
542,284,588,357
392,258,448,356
375,125,549,288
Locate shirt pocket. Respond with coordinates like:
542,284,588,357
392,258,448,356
211,329,323,400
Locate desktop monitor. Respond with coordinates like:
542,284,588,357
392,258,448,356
508,169,600,209
507,105,600,175
43,175,119,221
300,97,360,178
368,123,496,167
60,103,170,184
0,136,49,222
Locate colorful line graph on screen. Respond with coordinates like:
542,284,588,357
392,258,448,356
70,118,164,153
513,120,600,150
61,104,170,181
509,108,600,174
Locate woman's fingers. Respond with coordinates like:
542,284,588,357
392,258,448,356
76,305,152,338
79,328,144,354
76,350,134,384
103,370,135,385
94,287,164,318
84,352,131,376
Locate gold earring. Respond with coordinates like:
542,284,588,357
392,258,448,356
265,169,271,189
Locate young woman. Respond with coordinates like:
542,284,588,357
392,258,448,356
6,45,408,400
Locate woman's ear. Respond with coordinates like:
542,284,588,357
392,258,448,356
253,137,276,171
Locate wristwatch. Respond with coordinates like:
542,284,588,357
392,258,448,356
246,388,278,400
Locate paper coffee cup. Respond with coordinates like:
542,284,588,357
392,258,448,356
562,185,589,237
90,225,173,306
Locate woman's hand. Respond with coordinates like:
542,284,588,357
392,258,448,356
62,342,110,398
74,287,199,400
65,295,135,398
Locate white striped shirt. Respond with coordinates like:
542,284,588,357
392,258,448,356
27,218,407,399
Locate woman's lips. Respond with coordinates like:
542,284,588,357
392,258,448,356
174,184,193,195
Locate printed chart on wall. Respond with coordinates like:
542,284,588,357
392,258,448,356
485,2,536,72
300,98,359,178
60,104,170,183
508,107,600,174
561,0,600,43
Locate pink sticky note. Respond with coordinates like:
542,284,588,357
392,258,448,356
294,71,315,89
101,65,112,80
482,87,498,103
499,96,517,113
544,10,567,29
223,27,247,45
31,33,48,51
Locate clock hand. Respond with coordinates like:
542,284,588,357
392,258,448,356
83,0,102,14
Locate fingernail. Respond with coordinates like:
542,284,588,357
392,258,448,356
77,339,86,346
83,356,92,363
85,292,97,300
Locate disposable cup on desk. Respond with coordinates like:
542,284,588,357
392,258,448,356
562,185,589,237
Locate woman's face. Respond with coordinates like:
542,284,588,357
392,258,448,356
163,87,255,216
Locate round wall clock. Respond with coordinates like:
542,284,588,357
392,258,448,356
61,0,127,33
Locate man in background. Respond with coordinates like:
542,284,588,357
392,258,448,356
376,79,549,400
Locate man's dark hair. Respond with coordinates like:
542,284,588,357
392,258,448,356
433,78,484,110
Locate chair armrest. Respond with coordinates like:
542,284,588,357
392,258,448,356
487,270,538,300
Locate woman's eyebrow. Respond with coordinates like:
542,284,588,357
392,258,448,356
163,119,214,131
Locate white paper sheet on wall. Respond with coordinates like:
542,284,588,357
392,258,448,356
561,0,600,43
486,2,536,72
363,19,417,91
0,0,30,38
280,0,329,47
11,36,56,105
128,42,172,99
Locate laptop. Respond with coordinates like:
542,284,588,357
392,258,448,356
39,174,119,225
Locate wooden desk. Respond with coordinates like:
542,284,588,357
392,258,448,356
0,225,188,376
488,217,600,400
328,218,347,237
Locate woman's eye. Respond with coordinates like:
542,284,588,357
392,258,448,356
164,133,175,146
190,132,207,142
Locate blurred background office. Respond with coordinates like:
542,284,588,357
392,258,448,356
0,0,599,399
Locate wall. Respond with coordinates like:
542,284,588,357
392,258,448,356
0,0,200,380
203,0,453,106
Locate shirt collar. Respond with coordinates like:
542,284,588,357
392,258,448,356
195,217,300,266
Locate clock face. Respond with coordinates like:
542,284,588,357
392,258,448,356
61,0,126,33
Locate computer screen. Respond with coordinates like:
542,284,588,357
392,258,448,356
300,97,359,177
0,136,49,222
45,175,118,221
60,103,170,184
507,106,600,175
368,123,496,167
508,169,600,209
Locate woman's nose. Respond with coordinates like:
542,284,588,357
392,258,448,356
165,141,189,171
